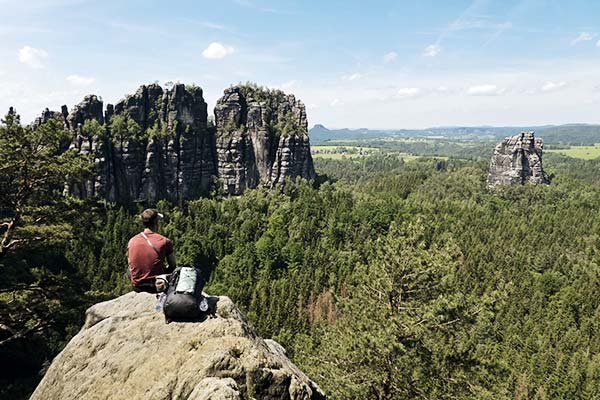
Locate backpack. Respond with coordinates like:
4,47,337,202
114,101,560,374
163,266,206,323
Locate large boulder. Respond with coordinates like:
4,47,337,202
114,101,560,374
31,292,325,400
487,131,549,188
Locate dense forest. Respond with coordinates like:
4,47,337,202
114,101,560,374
2,111,600,399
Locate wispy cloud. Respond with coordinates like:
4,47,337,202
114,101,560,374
233,0,253,7
432,0,514,52
232,0,294,15
572,32,594,45
18,46,48,68
0,24,50,36
383,51,398,63
342,73,363,81
279,80,298,90
107,20,166,35
482,22,513,47
201,21,226,30
467,84,505,96
202,42,234,59
396,87,421,99
66,74,96,87
597,39,600,47
330,98,343,107
541,81,567,92
423,44,441,57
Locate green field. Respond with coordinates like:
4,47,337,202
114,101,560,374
311,145,369,151
311,145,378,159
311,145,438,163
547,144,600,160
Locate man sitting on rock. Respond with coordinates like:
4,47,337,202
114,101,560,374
127,209,176,293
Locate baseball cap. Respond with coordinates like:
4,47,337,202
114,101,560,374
140,209,164,224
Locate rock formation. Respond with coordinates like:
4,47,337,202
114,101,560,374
487,131,549,188
60,84,216,202
215,85,315,195
31,292,326,400
35,83,316,201
32,106,68,129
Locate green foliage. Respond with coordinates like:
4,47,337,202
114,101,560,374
296,221,495,399
108,114,144,144
270,112,297,137
5,116,600,399
81,119,103,138
146,121,168,140
0,109,93,399
0,110,91,257
237,81,286,104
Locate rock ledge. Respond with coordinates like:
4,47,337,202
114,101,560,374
31,292,325,400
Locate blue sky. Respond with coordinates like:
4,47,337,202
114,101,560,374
1,0,599,128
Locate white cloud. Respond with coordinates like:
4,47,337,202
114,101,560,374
541,81,567,92
330,98,343,107
342,73,362,81
279,80,298,90
383,51,398,63
423,44,441,57
201,21,226,30
307,103,319,110
18,46,48,68
467,84,505,96
66,74,96,87
571,32,593,45
396,87,421,98
436,86,449,93
202,42,234,59
597,39,600,47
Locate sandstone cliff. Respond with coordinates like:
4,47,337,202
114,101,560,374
487,131,549,188
61,84,216,202
31,292,325,400
36,83,315,201
215,85,316,195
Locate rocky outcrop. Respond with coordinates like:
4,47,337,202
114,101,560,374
32,106,68,129
31,292,326,400
215,86,315,195
61,84,216,201
36,83,315,201
487,131,549,188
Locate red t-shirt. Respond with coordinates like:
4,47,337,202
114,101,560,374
127,229,174,286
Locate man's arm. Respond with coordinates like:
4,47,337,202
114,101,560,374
166,252,176,272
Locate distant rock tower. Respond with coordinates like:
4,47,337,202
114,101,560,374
215,85,316,195
487,131,549,188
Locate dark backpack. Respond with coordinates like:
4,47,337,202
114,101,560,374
163,266,206,323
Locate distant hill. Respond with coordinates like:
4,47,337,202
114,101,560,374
310,123,600,145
